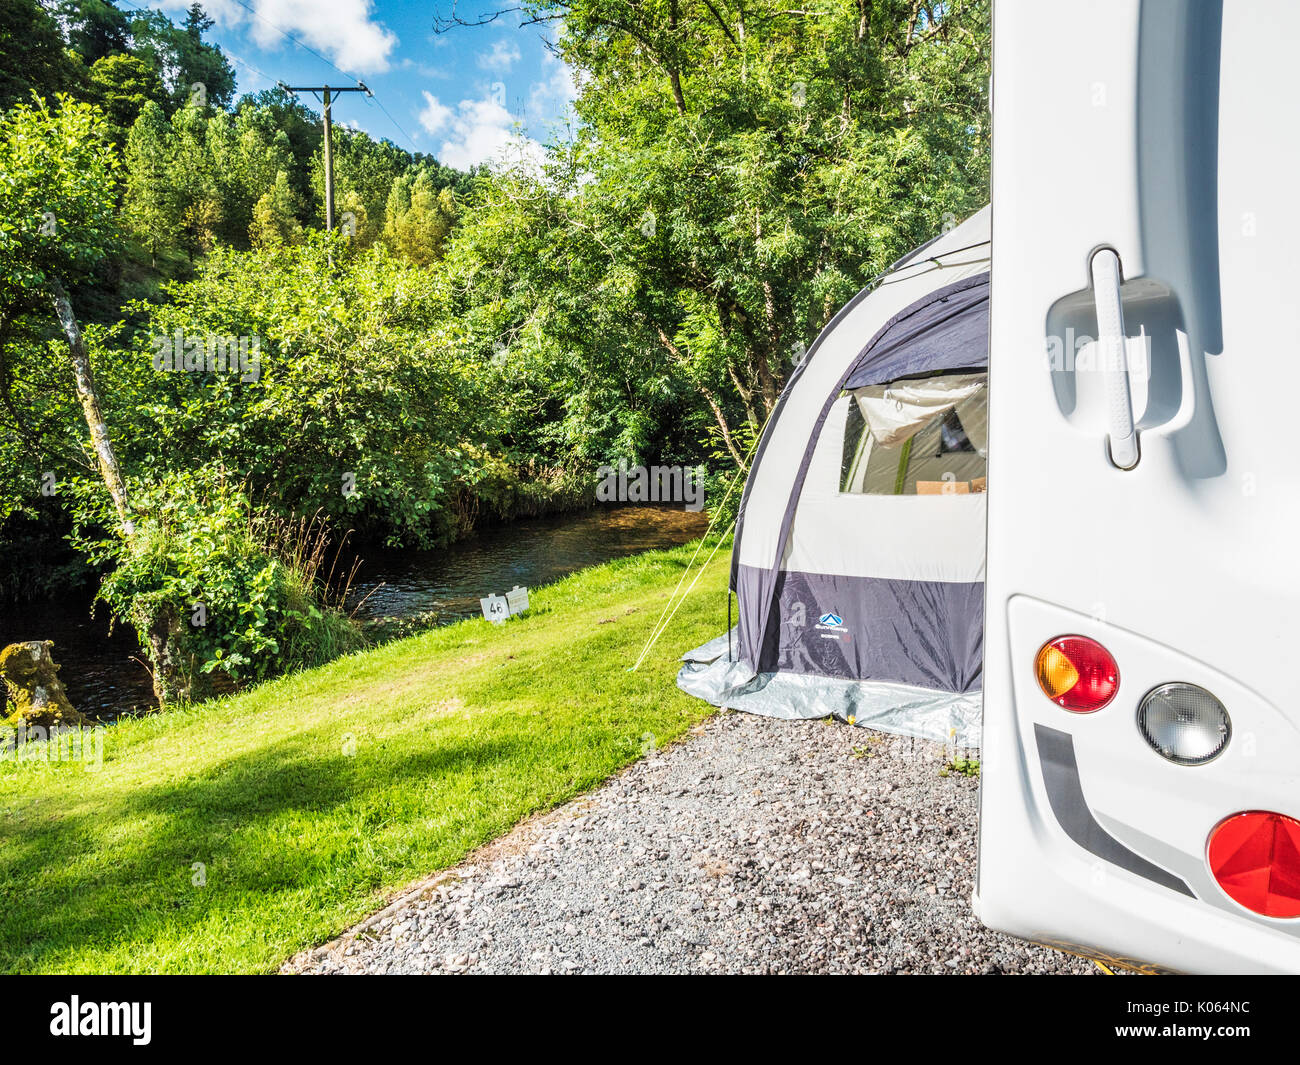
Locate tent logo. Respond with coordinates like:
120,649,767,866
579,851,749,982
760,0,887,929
815,612,849,639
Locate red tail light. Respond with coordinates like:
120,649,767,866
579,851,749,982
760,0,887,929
1034,635,1119,712
1208,811,1300,918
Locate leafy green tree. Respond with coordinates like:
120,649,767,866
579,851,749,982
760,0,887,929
128,4,234,112
0,0,78,108
57,0,131,67
109,235,491,545
249,171,302,248
235,88,322,222
168,102,222,258
312,128,406,247
460,0,991,467
337,189,370,244
0,96,129,524
123,100,181,262
88,53,168,139
382,170,456,265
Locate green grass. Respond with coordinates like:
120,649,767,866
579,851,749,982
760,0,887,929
0,540,729,973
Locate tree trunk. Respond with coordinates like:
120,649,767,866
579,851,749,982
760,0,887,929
701,385,747,470
49,278,131,528
667,0,687,114
652,322,746,470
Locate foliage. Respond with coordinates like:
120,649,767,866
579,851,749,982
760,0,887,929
122,101,181,259
57,0,131,67
88,53,168,139
940,756,980,778
71,469,365,694
127,4,236,112
0,0,992,693
249,171,303,248
104,235,497,547
0,97,123,524
0,0,79,108
308,127,467,247
381,169,458,264
436,0,989,481
0,96,122,310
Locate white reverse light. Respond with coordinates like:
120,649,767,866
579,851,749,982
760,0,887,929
1137,683,1230,766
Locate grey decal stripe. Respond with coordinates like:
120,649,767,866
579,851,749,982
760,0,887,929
1034,724,1195,897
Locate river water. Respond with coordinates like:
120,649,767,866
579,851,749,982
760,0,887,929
0,504,709,720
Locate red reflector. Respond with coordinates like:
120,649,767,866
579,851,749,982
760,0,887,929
1034,636,1119,712
1208,812,1300,918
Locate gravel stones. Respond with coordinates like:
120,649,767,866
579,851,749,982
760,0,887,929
287,712,1093,976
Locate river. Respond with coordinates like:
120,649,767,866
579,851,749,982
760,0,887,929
0,504,710,720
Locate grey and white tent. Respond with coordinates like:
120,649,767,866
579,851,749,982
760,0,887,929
679,208,991,747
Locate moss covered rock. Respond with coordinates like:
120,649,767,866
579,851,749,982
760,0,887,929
1,641,88,729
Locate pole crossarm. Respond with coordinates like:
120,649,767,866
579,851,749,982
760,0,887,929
277,82,373,232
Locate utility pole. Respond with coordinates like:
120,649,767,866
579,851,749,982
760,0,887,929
278,81,371,231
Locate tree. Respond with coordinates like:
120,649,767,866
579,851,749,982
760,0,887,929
216,107,297,246
0,0,78,108
249,171,302,248
382,170,456,265
57,0,131,67
454,0,990,466
313,128,407,247
128,3,235,112
88,53,168,139
175,4,235,109
0,97,129,524
169,102,222,258
235,88,322,221
123,100,182,262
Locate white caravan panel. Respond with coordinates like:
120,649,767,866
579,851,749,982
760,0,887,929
976,0,1300,973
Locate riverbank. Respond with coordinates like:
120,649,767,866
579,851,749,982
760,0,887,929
0,504,708,720
0,540,728,974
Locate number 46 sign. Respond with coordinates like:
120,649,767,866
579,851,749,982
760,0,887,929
480,585,530,625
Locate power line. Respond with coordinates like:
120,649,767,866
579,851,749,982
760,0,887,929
225,49,278,89
365,94,421,154
225,0,420,153
226,0,365,88
118,0,420,155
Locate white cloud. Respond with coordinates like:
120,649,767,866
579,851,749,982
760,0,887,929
416,91,544,171
477,38,522,72
175,0,398,74
417,91,453,136
526,49,580,130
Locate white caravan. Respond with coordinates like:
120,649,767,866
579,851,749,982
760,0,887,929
976,0,1300,973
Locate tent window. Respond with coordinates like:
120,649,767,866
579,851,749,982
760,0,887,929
840,374,988,495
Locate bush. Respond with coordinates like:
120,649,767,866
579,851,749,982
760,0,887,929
73,470,366,703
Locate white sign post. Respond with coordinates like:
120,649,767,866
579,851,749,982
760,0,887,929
505,585,530,616
479,594,509,624
481,587,528,624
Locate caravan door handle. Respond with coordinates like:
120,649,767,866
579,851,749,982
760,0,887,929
1089,247,1140,470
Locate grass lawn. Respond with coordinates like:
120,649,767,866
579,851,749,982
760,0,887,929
0,540,729,973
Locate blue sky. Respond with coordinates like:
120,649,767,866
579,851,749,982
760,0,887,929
141,0,578,168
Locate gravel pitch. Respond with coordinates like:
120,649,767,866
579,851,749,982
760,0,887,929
286,712,1094,975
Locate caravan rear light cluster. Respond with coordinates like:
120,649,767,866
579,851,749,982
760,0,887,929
1034,636,1119,712
1137,683,1231,765
1208,812,1300,918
